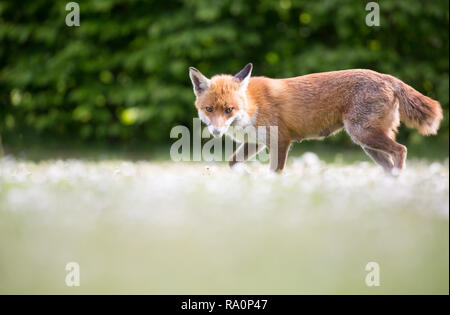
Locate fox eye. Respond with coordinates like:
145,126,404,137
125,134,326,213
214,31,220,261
205,106,213,113
225,107,234,114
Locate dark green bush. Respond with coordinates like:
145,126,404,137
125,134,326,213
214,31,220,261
0,0,448,147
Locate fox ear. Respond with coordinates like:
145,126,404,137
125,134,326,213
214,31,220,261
189,67,210,96
234,63,253,91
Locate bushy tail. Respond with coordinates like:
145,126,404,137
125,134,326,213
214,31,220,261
390,76,443,135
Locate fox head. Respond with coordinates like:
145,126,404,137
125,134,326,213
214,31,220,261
189,63,253,137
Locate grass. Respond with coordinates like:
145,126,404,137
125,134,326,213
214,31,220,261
2,132,449,162
0,152,448,294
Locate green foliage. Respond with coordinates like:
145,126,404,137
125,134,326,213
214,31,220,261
0,134,3,157
0,0,448,147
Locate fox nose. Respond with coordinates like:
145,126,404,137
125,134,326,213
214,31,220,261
212,128,221,136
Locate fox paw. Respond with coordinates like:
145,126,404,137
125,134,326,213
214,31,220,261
390,167,402,177
230,163,250,175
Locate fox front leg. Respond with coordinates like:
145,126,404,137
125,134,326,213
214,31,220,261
269,139,291,172
229,142,265,168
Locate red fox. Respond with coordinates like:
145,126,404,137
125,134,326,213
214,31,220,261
189,63,443,175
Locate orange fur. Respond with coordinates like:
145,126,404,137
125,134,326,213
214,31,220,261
190,66,443,174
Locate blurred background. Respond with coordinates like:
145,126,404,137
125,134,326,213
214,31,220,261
0,1,448,294
0,0,448,159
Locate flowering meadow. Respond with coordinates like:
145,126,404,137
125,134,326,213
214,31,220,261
0,153,448,294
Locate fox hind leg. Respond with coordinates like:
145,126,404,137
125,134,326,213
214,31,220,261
345,123,407,175
362,147,395,173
